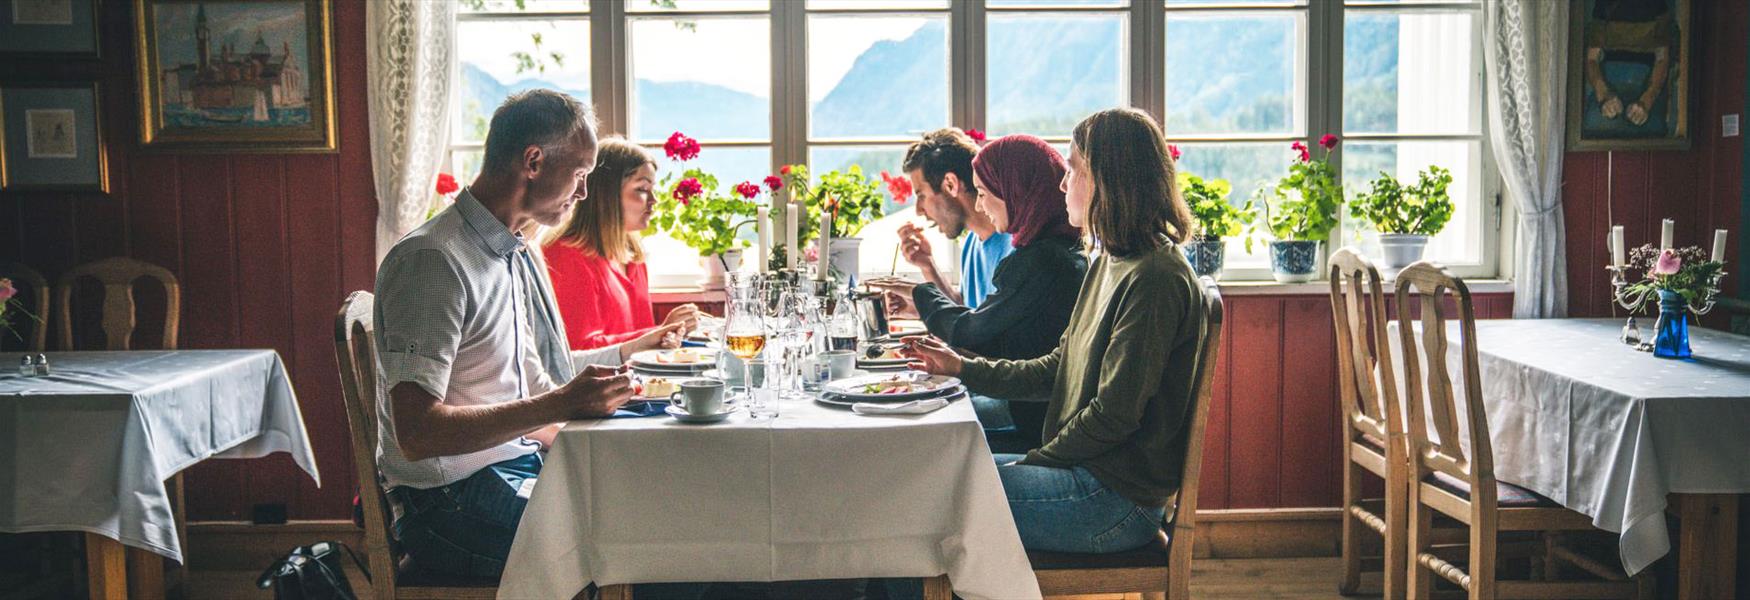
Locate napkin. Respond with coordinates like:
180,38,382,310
851,397,950,415
610,401,672,419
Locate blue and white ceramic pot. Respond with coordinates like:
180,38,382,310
1182,238,1226,280
1269,240,1321,283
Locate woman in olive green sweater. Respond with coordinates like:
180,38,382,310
904,107,1211,554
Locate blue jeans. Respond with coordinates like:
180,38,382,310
993,453,1167,554
391,453,710,599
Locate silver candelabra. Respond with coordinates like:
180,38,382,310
1605,265,1728,350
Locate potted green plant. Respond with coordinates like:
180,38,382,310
647,132,760,289
804,165,885,280
1178,168,1253,280
1348,165,1453,269
1255,135,1343,283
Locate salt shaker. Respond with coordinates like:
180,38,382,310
18,355,34,376
33,353,49,376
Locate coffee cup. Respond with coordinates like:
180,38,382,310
821,350,857,380
670,378,726,415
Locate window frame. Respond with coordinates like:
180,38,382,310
445,0,1504,285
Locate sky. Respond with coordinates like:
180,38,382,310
154,2,309,73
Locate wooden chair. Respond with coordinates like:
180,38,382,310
1330,248,1411,599
54,257,180,351
335,290,509,599
1,262,51,351
1395,262,1651,600
1023,276,1224,600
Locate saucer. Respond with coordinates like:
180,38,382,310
664,402,737,424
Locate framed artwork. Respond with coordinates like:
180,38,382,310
0,0,101,57
133,0,335,152
1567,0,1692,151
0,81,109,192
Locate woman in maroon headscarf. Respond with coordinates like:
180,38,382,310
885,134,1089,447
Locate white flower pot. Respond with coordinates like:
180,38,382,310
1377,233,1430,269
828,237,861,281
699,248,744,290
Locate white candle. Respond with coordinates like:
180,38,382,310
1713,229,1729,263
817,200,833,280
756,207,770,272
1660,219,1674,250
1611,225,1626,267
785,203,799,270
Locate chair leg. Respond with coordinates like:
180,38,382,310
1340,463,1363,595
84,533,127,600
598,583,633,600
1407,500,1433,600
922,575,952,600
1469,521,1496,600
1384,468,1407,600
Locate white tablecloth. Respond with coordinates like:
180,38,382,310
1392,319,1750,575
500,395,1040,600
0,350,321,562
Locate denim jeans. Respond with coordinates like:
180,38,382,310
992,453,1167,554
391,453,710,599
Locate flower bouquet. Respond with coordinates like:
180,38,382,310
0,278,42,343
1616,244,1728,358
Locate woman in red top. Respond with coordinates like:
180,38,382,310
544,138,700,350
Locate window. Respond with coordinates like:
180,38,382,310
446,0,1498,285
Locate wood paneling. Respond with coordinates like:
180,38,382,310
0,0,372,520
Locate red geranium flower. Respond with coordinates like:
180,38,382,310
673,177,703,204
967,128,987,143
764,175,784,192
1318,134,1339,150
664,132,701,162
434,173,459,196
1291,141,1310,163
734,181,761,199
880,170,912,204
1168,145,1182,161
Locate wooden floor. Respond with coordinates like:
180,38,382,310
174,558,1365,600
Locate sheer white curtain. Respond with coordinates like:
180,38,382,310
367,0,456,261
1484,0,1569,318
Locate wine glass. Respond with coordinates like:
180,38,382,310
723,297,767,409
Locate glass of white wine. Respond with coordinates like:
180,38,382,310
723,297,769,415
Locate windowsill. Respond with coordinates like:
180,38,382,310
650,280,1516,301
1216,279,1514,296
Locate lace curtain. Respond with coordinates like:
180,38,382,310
367,0,456,262
1484,0,1570,318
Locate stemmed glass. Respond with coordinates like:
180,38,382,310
723,297,768,414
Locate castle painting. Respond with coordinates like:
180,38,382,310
135,0,335,151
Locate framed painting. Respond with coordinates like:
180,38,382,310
1567,0,1692,151
0,81,108,193
133,0,335,152
0,0,102,57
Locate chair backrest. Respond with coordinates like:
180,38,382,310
1,262,51,352
1164,277,1225,597
55,257,180,351
1393,262,1496,508
1328,248,1404,446
333,291,399,599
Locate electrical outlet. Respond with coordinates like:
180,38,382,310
1724,114,1740,138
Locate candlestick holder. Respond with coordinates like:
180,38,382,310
1606,265,1728,352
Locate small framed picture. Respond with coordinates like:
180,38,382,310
0,0,101,57
1,81,108,193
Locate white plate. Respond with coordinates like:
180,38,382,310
629,348,718,370
665,402,737,424
822,372,962,401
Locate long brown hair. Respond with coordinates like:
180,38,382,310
1070,108,1193,257
544,137,654,263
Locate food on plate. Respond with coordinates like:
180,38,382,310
876,348,904,360
658,349,702,364
861,374,925,395
639,377,678,398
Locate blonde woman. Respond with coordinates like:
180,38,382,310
543,138,697,351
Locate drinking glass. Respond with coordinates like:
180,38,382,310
723,297,767,406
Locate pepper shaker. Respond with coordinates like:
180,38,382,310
33,353,49,376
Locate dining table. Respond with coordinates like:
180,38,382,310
1392,318,1750,599
0,349,321,599
498,386,1040,600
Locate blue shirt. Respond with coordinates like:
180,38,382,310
959,231,1015,308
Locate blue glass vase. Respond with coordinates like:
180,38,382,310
1652,289,1692,359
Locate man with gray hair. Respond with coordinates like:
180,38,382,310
373,89,683,579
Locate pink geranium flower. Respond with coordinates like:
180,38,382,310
880,171,912,204
734,181,761,199
434,173,459,196
0,278,15,302
1652,248,1682,275
1318,134,1339,150
967,128,987,143
1291,141,1310,163
663,132,701,162
673,177,703,204
1168,144,1182,161
764,175,784,192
